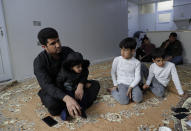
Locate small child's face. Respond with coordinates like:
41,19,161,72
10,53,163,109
72,64,82,73
144,39,150,44
153,58,165,67
121,48,134,59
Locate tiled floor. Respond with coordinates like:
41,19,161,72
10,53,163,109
0,61,190,131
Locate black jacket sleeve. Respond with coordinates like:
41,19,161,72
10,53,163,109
79,68,89,84
33,57,66,100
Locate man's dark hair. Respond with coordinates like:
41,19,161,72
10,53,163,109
119,37,137,50
38,27,58,45
151,48,166,59
169,32,177,38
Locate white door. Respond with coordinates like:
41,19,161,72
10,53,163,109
0,0,12,82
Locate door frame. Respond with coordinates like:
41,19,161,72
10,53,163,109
0,0,12,82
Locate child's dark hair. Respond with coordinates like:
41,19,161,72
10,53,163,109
119,37,137,50
38,27,58,45
169,32,177,38
151,48,166,59
142,36,149,42
63,52,90,71
65,60,90,71
68,60,84,68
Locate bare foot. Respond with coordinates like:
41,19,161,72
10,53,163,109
107,86,118,93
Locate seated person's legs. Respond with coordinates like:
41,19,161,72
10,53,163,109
111,84,130,105
136,48,145,60
38,92,66,116
170,56,183,65
150,77,165,98
141,55,153,62
139,63,149,90
80,80,100,109
140,63,149,83
132,85,143,103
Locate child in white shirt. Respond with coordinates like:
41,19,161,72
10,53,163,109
108,37,143,104
143,48,184,97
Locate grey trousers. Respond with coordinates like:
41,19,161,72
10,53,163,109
141,63,166,98
111,84,143,105
150,77,166,98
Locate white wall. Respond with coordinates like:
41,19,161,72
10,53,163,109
147,31,191,63
2,0,128,81
138,0,191,32
174,0,191,5
128,1,139,37
138,2,175,32
173,0,191,30
139,13,156,32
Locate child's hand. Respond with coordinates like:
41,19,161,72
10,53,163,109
86,83,92,88
143,84,149,90
189,115,191,120
113,86,118,90
75,83,84,100
127,87,133,99
107,86,118,93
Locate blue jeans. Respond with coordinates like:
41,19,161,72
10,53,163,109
170,56,183,65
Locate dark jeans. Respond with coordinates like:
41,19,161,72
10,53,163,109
38,80,100,116
170,56,183,65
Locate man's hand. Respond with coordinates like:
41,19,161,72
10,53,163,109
165,56,172,61
164,41,170,48
127,87,133,99
75,83,84,100
63,95,81,117
188,115,191,120
143,84,149,90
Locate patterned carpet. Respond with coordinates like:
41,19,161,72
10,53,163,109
0,61,191,131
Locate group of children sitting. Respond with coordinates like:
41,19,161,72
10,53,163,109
56,37,184,120
108,37,184,105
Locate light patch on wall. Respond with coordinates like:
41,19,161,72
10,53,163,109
140,3,155,14
158,13,171,23
157,0,173,11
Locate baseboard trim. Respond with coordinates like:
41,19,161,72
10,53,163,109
91,56,115,65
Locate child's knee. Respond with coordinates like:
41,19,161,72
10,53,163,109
133,94,143,103
118,98,130,105
132,87,143,103
152,88,165,98
155,91,165,98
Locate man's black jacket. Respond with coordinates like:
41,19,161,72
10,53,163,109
160,40,183,57
33,46,79,101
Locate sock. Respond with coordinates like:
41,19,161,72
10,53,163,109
60,109,67,121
